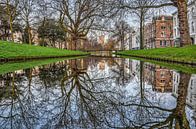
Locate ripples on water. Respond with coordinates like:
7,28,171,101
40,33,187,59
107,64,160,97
0,57,195,129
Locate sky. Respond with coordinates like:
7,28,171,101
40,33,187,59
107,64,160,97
126,6,177,28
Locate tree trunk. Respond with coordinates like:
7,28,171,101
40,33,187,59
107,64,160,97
140,61,144,99
6,0,16,42
140,8,144,49
28,26,32,45
9,18,14,41
174,71,191,128
175,72,191,116
174,0,192,46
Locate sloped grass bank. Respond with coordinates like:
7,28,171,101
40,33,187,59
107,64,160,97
117,45,196,65
0,57,85,75
121,56,196,74
0,41,89,62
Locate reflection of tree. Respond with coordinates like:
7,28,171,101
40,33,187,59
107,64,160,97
110,58,132,86
116,71,191,128
0,72,38,129
0,58,193,129
42,61,104,128
149,72,191,129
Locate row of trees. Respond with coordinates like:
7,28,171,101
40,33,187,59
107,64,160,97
0,0,192,49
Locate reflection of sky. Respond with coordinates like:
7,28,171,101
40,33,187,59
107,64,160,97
0,58,195,128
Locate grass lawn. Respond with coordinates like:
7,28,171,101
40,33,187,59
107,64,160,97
117,45,196,63
0,40,88,59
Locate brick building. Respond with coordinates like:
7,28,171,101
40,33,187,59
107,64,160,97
144,16,174,49
153,66,173,93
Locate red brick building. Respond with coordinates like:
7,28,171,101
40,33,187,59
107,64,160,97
145,16,174,48
153,66,173,93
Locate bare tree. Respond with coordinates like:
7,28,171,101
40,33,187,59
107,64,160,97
119,0,166,49
36,0,55,45
112,20,132,50
1,0,20,41
119,0,191,47
18,0,36,45
52,0,118,50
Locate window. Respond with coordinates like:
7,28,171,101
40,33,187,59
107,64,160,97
177,28,180,36
192,7,195,14
161,32,165,37
164,41,167,46
174,18,176,26
161,26,166,30
174,29,176,37
191,80,193,86
161,71,165,77
160,41,162,46
191,22,195,33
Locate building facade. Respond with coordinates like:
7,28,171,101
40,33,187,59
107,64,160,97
173,0,196,46
144,23,154,49
144,16,174,49
131,28,140,50
153,66,173,92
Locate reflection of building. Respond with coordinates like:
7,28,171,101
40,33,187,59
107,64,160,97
153,66,173,92
173,0,196,46
98,35,106,45
98,60,106,70
144,63,155,86
172,71,180,97
67,58,89,70
187,75,196,110
173,71,196,110
129,60,140,76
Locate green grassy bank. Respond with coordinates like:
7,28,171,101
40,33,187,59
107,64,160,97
121,56,196,74
0,57,84,75
117,45,196,64
0,41,88,61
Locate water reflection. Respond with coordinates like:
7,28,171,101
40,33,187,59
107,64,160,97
0,57,195,129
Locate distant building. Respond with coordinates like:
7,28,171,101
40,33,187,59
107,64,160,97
144,16,173,49
124,33,132,50
173,0,196,46
13,31,23,43
144,23,154,49
30,28,39,45
0,19,12,41
131,28,140,50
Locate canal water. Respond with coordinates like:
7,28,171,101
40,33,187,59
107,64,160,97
0,56,195,129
